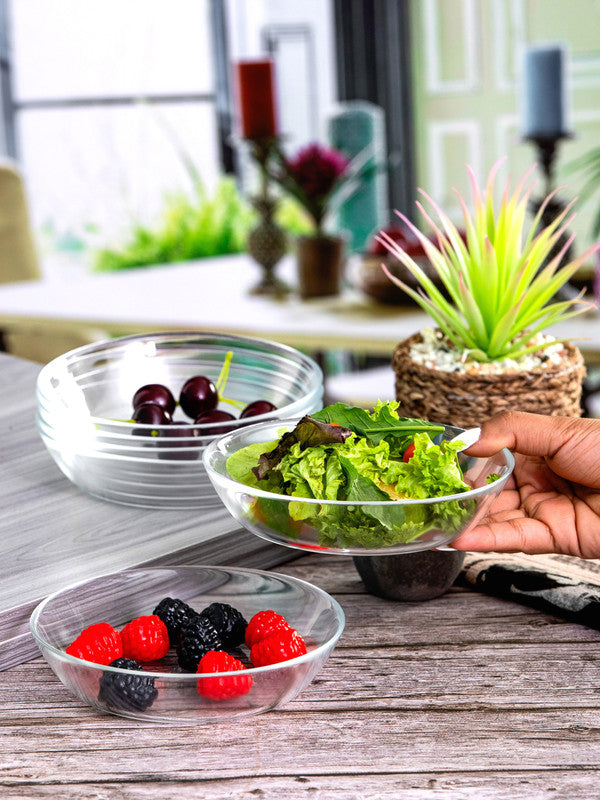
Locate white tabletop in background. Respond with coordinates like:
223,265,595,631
1,253,599,357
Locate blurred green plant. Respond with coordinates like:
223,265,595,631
93,177,252,272
564,146,600,240
93,177,313,273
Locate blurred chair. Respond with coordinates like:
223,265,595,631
0,158,106,363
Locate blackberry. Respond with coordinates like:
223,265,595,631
98,657,158,712
152,597,197,644
201,602,248,649
177,616,223,672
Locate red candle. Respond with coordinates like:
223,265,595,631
233,59,278,140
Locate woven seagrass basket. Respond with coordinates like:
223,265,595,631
392,331,586,429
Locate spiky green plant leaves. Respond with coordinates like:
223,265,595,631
380,159,598,362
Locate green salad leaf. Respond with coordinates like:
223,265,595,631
312,400,445,450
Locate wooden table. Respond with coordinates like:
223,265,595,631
3,353,600,798
3,554,600,798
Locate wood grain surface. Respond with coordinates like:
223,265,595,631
2,554,600,799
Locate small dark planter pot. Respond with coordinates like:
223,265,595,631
296,234,346,299
353,549,465,602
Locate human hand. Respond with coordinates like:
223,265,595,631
451,411,600,557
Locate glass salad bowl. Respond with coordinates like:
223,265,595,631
203,418,515,555
30,566,345,724
36,332,323,509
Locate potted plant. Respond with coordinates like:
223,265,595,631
267,142,357,299
378,159,598,428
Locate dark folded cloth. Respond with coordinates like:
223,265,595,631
458,552,600,629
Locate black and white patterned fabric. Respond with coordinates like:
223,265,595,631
459,552,600,628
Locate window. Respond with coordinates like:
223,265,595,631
2,0,229,251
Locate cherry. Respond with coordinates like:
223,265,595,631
240,400,277,419
132,383,176,416
132,402,172,437
158,421,200,461
194,409,237,436
179,376,218,419
132,403,172,425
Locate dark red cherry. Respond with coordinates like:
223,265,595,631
179,376,218,419
240,400,277,419
194,409,237,436
158,422,200,461
132,403,172,425
132,402,172,436
132,383,176,416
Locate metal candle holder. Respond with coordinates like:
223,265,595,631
244,138,290,299
525,132,578,300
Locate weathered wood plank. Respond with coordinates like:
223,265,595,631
3,772,600,800
1,706,599,781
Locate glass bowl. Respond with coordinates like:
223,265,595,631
203,419,515,555
30,565,345,724
36,332,323,508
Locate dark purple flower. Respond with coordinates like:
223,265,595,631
285,143,349,202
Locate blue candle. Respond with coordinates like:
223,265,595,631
522,44,568,138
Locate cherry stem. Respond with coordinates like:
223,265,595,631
215,351,233,394
215,350,245,410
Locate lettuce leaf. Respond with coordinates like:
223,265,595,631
312,401,444,451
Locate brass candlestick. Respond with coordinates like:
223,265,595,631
526,133,578,301
245,138,290,298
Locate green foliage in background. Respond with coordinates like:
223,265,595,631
564,146,600,240
93,177,252,272
93,177,313,273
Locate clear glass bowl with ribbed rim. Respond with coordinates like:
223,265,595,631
35,331,323,508
203,418,515,555
30,565,345,724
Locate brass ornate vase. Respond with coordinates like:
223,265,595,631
246,196,289,298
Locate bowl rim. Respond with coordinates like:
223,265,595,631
36,330,324,431
29,564,346,678
202,417,515,507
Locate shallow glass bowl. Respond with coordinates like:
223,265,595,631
30,565,345,724
203,419,515,555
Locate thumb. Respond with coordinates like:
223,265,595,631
465,411,600,488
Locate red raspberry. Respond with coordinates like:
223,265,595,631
250,627,307,667
66,622,123,665
196,650,253,700
245,609,291,648
120,615,170,662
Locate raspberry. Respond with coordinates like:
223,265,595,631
177,615,223,672
152,597,198,644
200,602,247,648
120,615,169,662
98,657,158,712
250,627,307,667
245,610,290,648
66,622,123,665
196,650,253,700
